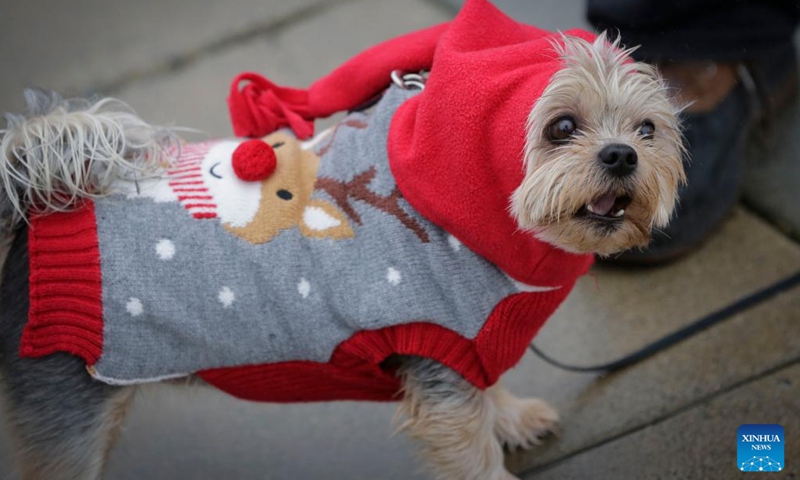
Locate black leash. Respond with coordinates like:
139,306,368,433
529,270,800,374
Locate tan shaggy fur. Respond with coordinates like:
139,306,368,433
511,33,686,256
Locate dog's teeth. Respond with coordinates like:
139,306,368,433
613,209,625,217
587,204,595,214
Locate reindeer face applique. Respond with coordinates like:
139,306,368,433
158,131,354,244
130,121,428,245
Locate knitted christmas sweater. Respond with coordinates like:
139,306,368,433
21,0,596,402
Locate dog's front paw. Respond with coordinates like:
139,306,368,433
493,397,560,450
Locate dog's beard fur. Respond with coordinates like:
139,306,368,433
511,33,686,256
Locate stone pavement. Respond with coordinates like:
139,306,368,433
1,1,799,479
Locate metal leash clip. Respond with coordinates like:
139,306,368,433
390,70,427,91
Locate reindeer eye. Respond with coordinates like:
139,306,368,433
210,162,223,179
276,189,293,200
639,120,655,140
547,116,577,143
271,141,285,149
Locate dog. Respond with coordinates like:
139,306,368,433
0,2,685,479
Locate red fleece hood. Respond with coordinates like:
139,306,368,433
228,0,595,287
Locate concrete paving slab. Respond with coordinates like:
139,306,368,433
0,0,333,112
524,361,800,479
502,208,800,475
111,0,450,137
104,387,427,480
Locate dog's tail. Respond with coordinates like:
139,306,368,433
0,89,178,233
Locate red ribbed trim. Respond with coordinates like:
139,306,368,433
20,203,103,365
475,288,571,382
199,287,573,403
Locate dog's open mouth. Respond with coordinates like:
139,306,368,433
578,193,632,222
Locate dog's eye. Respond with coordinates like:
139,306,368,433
547,116,577,143
638,120,655,140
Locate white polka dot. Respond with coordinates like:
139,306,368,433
126,298,143,317
155,239,175,260
218,286,235,308
387,267,402,286
298,278,311,298
447,235,461,251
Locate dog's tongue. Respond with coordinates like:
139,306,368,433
589,193,616,216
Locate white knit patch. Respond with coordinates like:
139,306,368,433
126,298,143,317
218,286,235,308
387,267,402,286
447,235,462,251
155,239,175,260
202,141,262,228
298,278,311,298
303,206,341,231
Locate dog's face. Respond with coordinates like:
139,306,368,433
511,34,686,256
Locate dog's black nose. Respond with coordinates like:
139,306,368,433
598,144,637,177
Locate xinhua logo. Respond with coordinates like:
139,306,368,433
738,424,784,472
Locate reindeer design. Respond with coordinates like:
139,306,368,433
312,118,431,243
129,118,428,245
205,131,355,244
130,131,354,244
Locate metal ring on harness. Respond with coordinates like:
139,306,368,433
391,70,427,91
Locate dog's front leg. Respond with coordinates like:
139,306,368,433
488,385,560,450
396,357,517,480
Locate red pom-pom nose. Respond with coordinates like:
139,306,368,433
232,139,277,182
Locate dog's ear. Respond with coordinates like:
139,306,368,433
298,199,354,239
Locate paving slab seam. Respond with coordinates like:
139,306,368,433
89,0,356,97
518,354,800,478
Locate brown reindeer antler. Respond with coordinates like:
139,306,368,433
315,167,430,243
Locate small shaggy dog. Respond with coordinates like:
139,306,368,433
0,1,684,479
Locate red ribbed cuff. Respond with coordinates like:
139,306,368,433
21,203,103,365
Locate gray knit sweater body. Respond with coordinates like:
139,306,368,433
79,86,521,385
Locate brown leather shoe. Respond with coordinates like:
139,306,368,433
658,61,739,113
